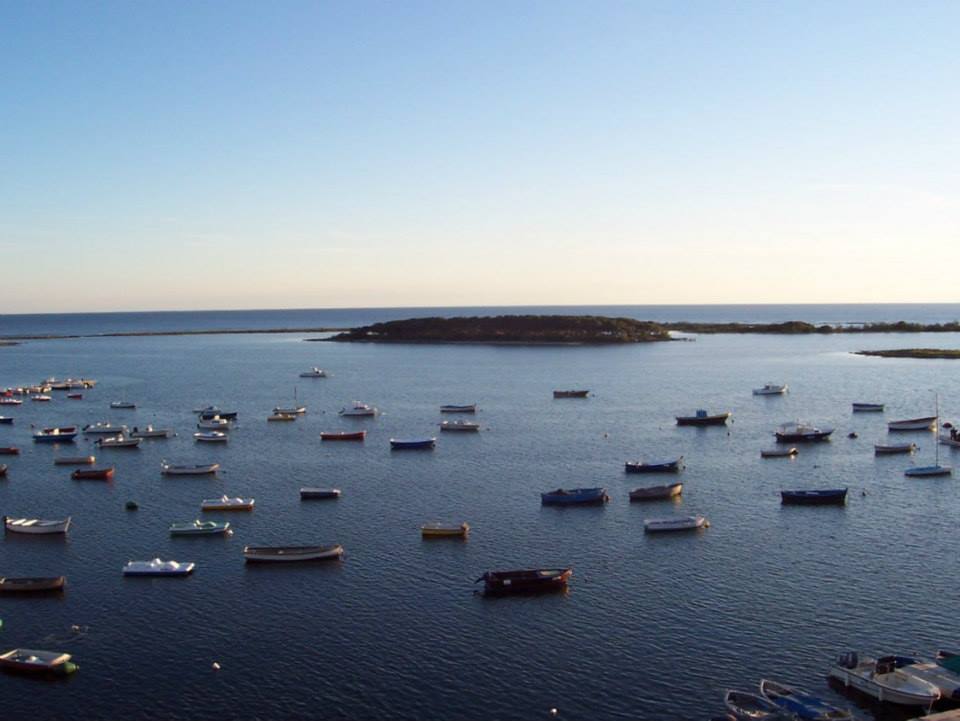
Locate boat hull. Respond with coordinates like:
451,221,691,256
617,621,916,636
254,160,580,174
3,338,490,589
888,417,937,431
781,489,847,505
320,431,366,441
629,483,683,501
0,576,66,593
478,568,572,596
300,488,341,499
4,517,71,535
243,545,343,562
676,413,731,426
625,459,684,473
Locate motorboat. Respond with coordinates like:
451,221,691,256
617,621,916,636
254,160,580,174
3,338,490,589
476,568,572,595
0,576,66,594
3,516,71,534
197,417,230,430
123,559,195,576
629,483,683,501
883,656,960,703
775,422,833,442
320,431,366,441
675,410,731,426
267,413,297,422
340,402,377,417
440,420,480,432
196,406,238,420
625,457,684,473
541,487,609,505
299,488,342,500
0,648,78,675
889,417,938,432
390,438,436,450
421,522,470,538
829,652,940,706
96,434,142,449
83,422,127,435
54,455,96,465
201,496,254,511
129,426,173,439
853,403,885,413
643,515,708,533
71,467,115,481
754,383,788,395
762,447,799,458
243,544,343,562
0,398,22,406
30,394,52,402
759,678,853,720
780,489,847,505
32,426,78,443
553,390,589,398
169,520,231,536
161,462,220,475
194,431,228,443
875,443,916,455
440,404,477,413
299,367,327,378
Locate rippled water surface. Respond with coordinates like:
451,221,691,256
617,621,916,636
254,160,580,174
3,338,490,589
2,327,960,720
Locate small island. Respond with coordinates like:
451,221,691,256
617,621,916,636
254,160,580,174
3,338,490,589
326,315,673,345
854,348,960,359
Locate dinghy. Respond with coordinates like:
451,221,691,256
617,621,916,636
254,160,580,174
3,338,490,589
753,383,788,396
553,390,589,398
71,467,114,481
625,457,684,473
781,489,847,506
724,690,790,720
421,522,469,538
440,404,477,413
476,568,572,595
440,420,481,432
83,422,127,435
3,516,71,535
541,487,609,505
775,422,833,442
390,437,436,450
110,400,136,409
643,515,708,533
129,426,173,438
194,431,227,443
875,443,916,455
762,447,799,458
96,435,141,449
853,403,884,413
629,482,682,501
200,496,254,511
197,417,230,430
169,520,230,536
759,678,853,720
243,544,343,562
123,559,195,576
0,447,19,455
0,576,66,594
299,488,341,500
299,367,327,378
0,648,77,675
161,462,219,475
320,431,366,441
339,402,377,416
889,416,937,431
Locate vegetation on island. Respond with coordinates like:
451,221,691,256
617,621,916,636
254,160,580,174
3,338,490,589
327,315,673,344
663,320,960,334
854,348,960,359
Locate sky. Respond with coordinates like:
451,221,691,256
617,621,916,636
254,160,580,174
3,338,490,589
1,1,958,312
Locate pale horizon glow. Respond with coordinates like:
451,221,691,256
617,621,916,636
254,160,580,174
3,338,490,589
3,2,959,313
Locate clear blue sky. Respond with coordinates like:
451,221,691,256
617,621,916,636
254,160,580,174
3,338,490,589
2,1,958,312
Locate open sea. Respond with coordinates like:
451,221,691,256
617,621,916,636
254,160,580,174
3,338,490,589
2,304,960,720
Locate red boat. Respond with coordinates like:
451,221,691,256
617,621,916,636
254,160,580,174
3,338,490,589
0,447,19,455
320,431,367,441
71,467,114,481
66,393,83,400
476,568,572,596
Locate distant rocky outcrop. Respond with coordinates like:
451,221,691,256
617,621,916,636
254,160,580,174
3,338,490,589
854,348,960,359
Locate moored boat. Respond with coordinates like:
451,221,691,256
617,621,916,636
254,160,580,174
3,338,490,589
267,412,296,422
0,648,78,675
196,407,237,420
0,464,6,477
96,435,141,449
197,417,230,430
421,522,469,538
0,447,19,455
553,390,589,398
169,520,231,536
753,383,788,395
724,690,789,720
201,496,254,511
299,367,327,378
161,461,220,475
875,443,916,455
123,558,195,576
0,398,22,406
889,416,938,432
273,405,306,415
243,544,343,562
299,488,341,499
476,568,572,595
71,467,114,481
320,430,366,441
440,420,480,432
339,401,377,416
905,464,952,477
781,488,847,505
54,455,95,465
110,400,136,409
853,403,885,413
30,394,52,402
66,393,82,399
883,656,960,703
83,422,127,435
194,431,227,443
0,576,66,594
390,437,436,450
629,482,683,501
440,404,477,413
762,447,799,458
32,426,78,443
0,416,12,424
676,409,731,426
775,422,834,442
829,652,940,706
759,678,853,720
129,426,173,439
4,516,71,534
643,515,708,533
541,487,609,505
625,457,684,473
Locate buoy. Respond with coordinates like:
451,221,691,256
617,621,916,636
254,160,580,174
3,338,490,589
848,432,858,439
212,661,221,670
125,501,138,510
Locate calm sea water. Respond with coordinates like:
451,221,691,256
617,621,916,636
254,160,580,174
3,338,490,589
2,310,960,720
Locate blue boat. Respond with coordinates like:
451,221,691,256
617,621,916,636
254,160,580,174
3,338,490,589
760,679,853,720
32,426,78,443
625,457,684,473
541,487,609,505
780,488,847,505
389,437,436,450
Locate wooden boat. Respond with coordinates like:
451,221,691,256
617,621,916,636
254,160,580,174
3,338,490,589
759,678,854,720
553,390,589,398
96,435,141,449
201,496,254,511
32,426,78,443
299,367,327,378
781,488,847,505
830,652,940,706
675,410,731,426
476,568,572,595
129,426,173,438
0,416,13,424
169,520,230,536
0,648,78,675
390,437,436,450
267,413,296,422
421,522,469,538
629,482,683,501
0,447,19,455
853,403,885,413
875,443,917,455
339,401,377,416
762,447,799,458
197,417,230,430
71,467,114,481
54,455,95,465
440,404,477,413
110,400,136,409
889,416,938,431
194,431,228,443
123,559,195,576
321,431,366,441
541,487,609,505
83,422,127,435
643,515,708,533
753,383,788,396
724,690,790,720
625,457,684,473
243,544,343,562
440,420,480,432
4,516,71,534
299,488,341,500
161,461,220,475
0,576,66,593
775,422,833,442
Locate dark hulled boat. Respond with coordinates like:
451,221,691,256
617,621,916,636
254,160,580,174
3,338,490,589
553,390,589,398
676,410,731,426
0,576,66,593
320,431,366,441
625,457,684,473
476,568,572,596
71,467,115,481
781,488,848,506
